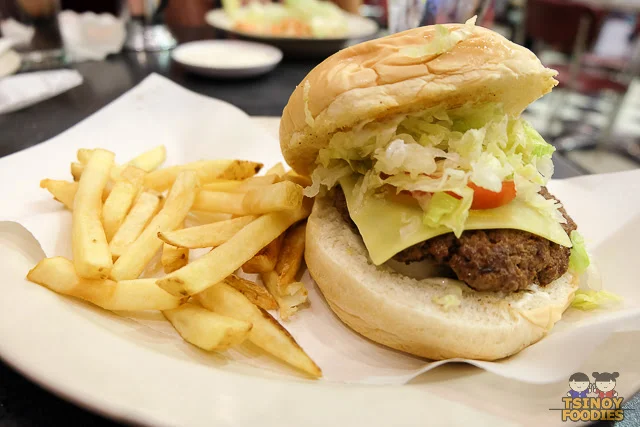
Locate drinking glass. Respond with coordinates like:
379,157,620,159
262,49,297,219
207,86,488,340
123,0,176,51
0,0,66,70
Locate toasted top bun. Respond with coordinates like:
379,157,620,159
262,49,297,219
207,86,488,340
280,23,558,175
305,194,578,360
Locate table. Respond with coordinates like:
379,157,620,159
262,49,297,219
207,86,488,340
0,27,615,427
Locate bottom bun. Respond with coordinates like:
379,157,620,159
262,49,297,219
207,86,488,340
305,194,579,361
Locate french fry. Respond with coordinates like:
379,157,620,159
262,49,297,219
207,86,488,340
127,145,166,172
40,179,78,210
143,160,262,192
242,234,284,274
158,216,256,249
276,223,306,292
235,175,278,191
265,162,286,177
223,274,277,311
102,166,145,242
109,192,161,259
77,148,93,164
283,170,312,188
72,149,114,279
201,175,278,193
40,179,112,210
157,199,312,297
27,257,183,311
111,171,198,280
262,271,308,321
185,211,233,226
193,181,302,216
72,161,123,182
192,191,246,215
242,181,303,214
162,243,189,273
201,180,243,192
220,160,263,181
163,303,252,351
70,161,83,181
195,283,321,377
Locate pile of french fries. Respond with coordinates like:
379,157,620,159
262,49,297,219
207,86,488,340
30,146,321,378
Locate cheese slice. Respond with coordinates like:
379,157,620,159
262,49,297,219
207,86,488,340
340,175,572,265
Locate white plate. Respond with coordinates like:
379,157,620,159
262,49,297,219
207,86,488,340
205,9,379,57
172,40,283,79
1,75,639,427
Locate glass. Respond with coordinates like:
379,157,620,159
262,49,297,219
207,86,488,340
0,0,65,70
387,0,427,34
387,0,492,33
123,0,176,51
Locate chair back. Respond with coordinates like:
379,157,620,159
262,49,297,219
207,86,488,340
525,0,604,54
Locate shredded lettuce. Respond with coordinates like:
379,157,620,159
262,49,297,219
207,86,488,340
569,231,590,274
304,163,351,197
424,189,473,237
310,103,561,235
571,290,622,311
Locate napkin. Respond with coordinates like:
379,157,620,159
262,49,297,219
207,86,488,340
58,11,126,62
0,74,638,386
0,69,83,114
0,39,21,78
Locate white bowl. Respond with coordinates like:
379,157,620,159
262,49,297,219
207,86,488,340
171,40,283,79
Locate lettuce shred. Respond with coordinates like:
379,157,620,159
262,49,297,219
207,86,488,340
432,285,463,311
569,231,590,274
401,16,477,58
571,290,622,311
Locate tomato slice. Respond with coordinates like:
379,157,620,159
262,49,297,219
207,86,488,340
468,181,516,210
444,181,516,209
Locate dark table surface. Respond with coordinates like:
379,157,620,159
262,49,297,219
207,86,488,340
0,26,631,427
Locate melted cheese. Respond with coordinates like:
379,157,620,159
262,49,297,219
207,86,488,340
340,176,572,265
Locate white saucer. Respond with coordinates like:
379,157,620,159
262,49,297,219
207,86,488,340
171,40,283,79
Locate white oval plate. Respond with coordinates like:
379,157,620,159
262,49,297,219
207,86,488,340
1,75,639,427
172,40,283,79
205,9,379,57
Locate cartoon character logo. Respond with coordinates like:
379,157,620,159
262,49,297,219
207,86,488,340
567,372,592,398
558,371,625,422
593,372,619,399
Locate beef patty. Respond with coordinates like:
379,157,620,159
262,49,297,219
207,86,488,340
334,187,577,293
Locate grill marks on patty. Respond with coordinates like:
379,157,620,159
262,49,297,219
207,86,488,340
333,186,577,293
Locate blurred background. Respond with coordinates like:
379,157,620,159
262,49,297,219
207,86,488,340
1,0,639,173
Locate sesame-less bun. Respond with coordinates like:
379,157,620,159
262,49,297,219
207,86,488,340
305,194,579,360
280,24,558,175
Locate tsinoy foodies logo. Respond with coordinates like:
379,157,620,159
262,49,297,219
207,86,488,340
552,372,625,422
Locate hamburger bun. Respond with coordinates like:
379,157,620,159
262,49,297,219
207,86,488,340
280,23,557,175
305,194,579,360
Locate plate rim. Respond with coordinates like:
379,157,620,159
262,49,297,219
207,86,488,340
171,39,283,72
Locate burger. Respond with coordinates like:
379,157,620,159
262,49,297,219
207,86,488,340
280,20,590,360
